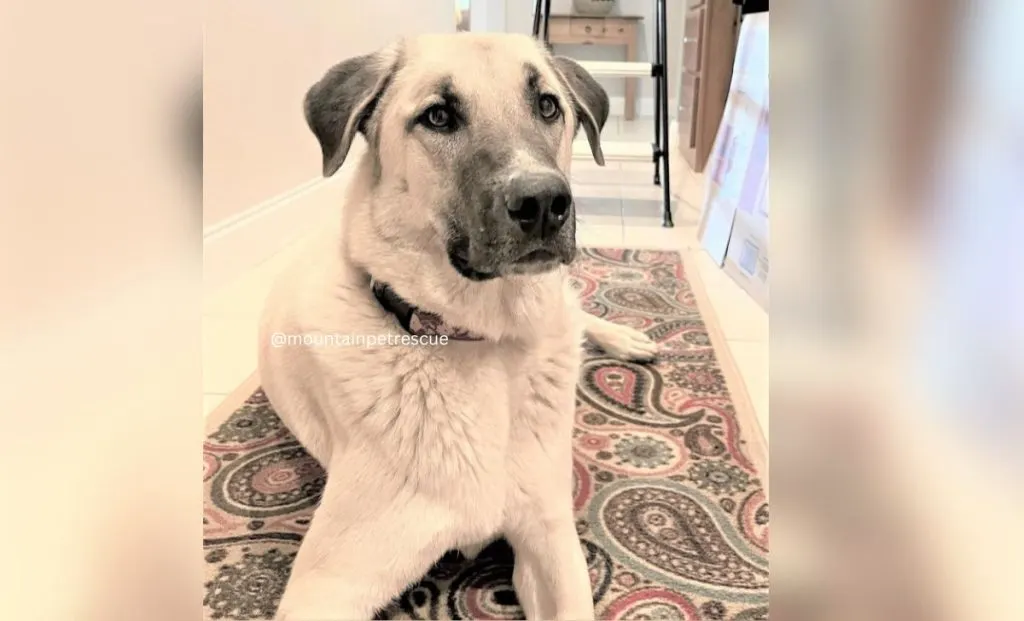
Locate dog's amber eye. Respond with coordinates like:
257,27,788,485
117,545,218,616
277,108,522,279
538,95,560,121
424,105,453,130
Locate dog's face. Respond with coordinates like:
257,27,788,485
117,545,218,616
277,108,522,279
304,34,609,281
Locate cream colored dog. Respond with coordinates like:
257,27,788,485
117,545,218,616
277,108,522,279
259,33,658,620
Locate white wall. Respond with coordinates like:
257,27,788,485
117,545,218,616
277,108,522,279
203,0,455,230
504,0,683,117
470,0,507,32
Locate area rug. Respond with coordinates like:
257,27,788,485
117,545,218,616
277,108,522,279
203,248,769,620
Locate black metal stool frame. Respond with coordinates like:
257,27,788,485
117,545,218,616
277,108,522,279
532,0,674,227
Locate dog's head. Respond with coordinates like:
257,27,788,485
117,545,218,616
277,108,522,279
304,33,608,281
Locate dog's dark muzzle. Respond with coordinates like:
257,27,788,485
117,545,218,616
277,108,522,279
445,169,576,281
504,173,573,241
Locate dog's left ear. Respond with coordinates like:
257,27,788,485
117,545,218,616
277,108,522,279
304,48,397,177
550,56,610,166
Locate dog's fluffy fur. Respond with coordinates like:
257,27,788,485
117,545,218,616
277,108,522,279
260,33,657,620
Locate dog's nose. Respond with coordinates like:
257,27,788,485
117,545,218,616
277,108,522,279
506,174,573,239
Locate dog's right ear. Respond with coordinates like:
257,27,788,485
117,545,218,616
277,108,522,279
304,50,397,177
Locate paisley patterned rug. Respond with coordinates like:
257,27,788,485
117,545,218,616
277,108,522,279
203,248,769,620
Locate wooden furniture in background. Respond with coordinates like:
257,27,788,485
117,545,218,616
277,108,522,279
677,0,740,172
546,14,643,120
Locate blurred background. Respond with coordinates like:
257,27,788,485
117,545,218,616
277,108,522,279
771,1,1024,620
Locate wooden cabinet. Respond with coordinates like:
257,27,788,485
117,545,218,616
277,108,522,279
677,0,740,172
547,15,643,120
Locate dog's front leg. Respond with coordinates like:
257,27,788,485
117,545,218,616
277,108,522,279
511,549,551,620
506,500,593,621
507,401,594,619
275,475,451,621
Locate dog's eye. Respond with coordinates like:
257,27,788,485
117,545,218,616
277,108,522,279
538,95,561,121
422,105,456,131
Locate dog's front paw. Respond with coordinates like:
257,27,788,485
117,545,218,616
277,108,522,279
599,325,659,362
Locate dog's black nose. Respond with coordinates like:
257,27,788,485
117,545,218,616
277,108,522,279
506,174,573,239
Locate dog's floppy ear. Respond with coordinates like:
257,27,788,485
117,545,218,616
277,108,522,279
550,56,610,166
304,50,397,177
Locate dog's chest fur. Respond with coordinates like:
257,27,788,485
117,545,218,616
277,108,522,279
259,239,583,547
334,330,580,539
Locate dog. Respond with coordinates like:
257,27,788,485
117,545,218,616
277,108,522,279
259,33,659,620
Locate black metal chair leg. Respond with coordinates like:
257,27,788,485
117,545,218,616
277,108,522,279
542,0,553,44
658,0,673,227
532,0,542,37
652,0,663,187
653,72,662,186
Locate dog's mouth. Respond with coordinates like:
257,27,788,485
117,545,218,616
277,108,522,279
516,249,559,264
447,243,498,282
446,231,574,281
447,245,568,281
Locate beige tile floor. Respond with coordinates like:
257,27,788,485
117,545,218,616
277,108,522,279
203,116,769,444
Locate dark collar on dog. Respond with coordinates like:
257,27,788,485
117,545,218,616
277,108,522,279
370,279,484,342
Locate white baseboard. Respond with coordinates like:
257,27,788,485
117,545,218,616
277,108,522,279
203,143,367,293
203,178,336,293
203,169,358,295
609,96,658,118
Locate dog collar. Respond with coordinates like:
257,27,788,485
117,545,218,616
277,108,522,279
370,279,484,342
